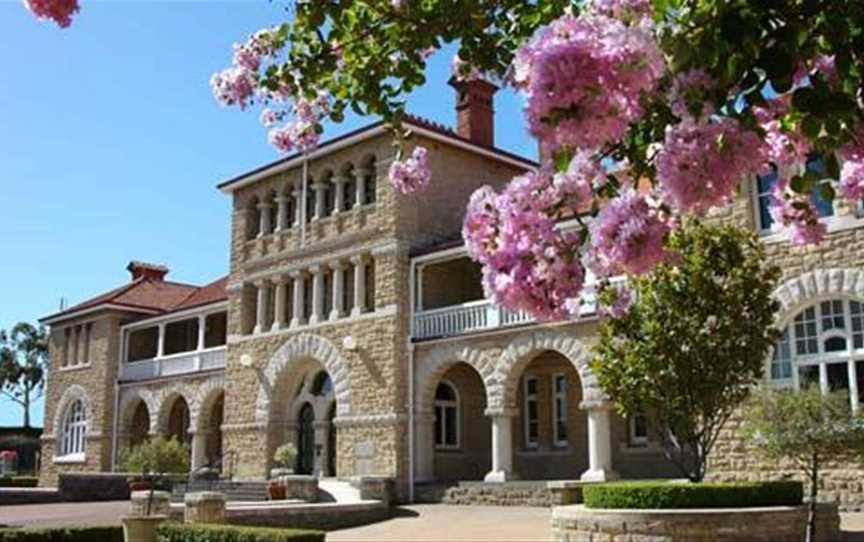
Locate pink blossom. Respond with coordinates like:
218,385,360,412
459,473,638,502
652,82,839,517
753,99,811,172
587,0,652,21
23,0,78,27
600,286,635,319
389,146,432,194
266,93,330,153
839,134,864,202
589,188,670,275
259,108,281,127
553,150,602,207
669,69,715,121
769,177,827,245
210,67,256,109
513,12,664,151
656,117,764,213
267,125,295,153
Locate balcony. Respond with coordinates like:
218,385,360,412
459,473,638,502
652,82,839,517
120,346,226,382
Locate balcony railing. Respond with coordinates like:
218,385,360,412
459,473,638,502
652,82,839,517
412,280,619,340
120,346,226,382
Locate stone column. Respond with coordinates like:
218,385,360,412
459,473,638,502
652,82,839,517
292,186,303,227
272,276,288,332
580,405,619,482
333,176,347,214
414,411,436,483
196,315,206,351
275,195,290,232
312,182,327,220
258,201,272,237
329,261,346,321
350,255,367,317
190,430,208,472
290,271,306,328
484,409,515,482
313,420,330,477
353,168,368,208
253,280,268,334
156,323,166,358
310,265,325,324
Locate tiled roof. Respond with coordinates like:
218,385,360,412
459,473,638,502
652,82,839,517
41,267,228,324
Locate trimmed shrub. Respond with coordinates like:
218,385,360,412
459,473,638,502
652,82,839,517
157,523,325,542
0,477,38,488
0,526,123,541
583,480,803,509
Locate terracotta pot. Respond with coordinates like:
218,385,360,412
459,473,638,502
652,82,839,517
268,481,286,501
122,514,167,542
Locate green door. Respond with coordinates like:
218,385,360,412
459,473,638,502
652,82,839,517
297,403,315,475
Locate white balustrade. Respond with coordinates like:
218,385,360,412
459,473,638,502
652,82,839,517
120,346,226,382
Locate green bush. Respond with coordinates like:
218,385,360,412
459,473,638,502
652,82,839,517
0,526,122,542
583,480,803,509
157,523,325,542
0,477,38,488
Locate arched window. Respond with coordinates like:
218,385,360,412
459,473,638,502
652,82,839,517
769,298,864,409
311,371,333,397
434,381,459,449
61,400,87,457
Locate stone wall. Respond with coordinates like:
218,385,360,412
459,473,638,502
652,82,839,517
443,480,582,507
551,503,840,542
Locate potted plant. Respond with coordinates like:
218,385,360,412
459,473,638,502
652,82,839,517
120,437,189,542
267,443,297,501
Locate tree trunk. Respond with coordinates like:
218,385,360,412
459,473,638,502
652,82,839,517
806,454,819,542
22,393,30,428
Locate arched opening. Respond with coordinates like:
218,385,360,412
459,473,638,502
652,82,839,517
129,401,150,449
431,363,490,482
204,392,224,468
247,196,261,240
327,402,337,477
165,395,191,449
513,351,586,480
297,403,315,475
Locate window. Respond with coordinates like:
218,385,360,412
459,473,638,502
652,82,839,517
364,170,377,205
82,323,92,364
755,166,778,232
769,298,864,409
60,400,87,457
805,157,835,218
434,381,459,448
524,376,539,448
628,414,649,447
552,374,568,447
63,328,71,367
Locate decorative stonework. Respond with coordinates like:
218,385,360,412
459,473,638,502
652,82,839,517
414,343,496,413
255,332,352,424
772,268,864,324
50,384,95,440
494,329,605,411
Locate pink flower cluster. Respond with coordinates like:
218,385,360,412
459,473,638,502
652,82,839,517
769,177,827,245
267,92,330,153
512,10,663,151
656,117,764,213
599,286,635,319
23,0,78,28
589,188,671,275
463,168,589,320
754,99,811,171
669,69,715,121
840,134,864,202
587,0,652,21
389,146,432,194
211,28,283,110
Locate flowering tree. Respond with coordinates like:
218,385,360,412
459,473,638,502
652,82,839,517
744,387,864,542
592,221,781,482
24,0,864,321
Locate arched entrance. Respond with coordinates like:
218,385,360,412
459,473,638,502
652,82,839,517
297,403,315,475
204,392,224,467
166,396,191,448
327,402,337,476
130,401,150,449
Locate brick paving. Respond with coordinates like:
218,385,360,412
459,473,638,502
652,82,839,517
1,501,863,541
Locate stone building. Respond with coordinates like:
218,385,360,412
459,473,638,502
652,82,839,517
38,80,864,506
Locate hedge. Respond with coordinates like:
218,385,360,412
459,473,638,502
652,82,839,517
583,480,804,509
0,526,123,542
157,523,326,542
0,477,38,488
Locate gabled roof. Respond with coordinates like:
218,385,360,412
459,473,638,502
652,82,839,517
217,115,537,193
40,266,228,325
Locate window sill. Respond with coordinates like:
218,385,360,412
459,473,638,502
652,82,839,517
54,453,86,465
58,364,91,373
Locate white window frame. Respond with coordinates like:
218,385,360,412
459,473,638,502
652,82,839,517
523,375,539,449
434,380,460,450
628,414,649,448
769,298,864,412
753,166,779,234
552,374,568,447
59,399,87,459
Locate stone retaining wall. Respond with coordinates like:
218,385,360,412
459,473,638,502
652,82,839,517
170,500,390,531
442,481,582,507
551,503,841,542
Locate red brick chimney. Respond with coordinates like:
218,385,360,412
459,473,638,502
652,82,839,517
448,76,498,147
127,261,169,282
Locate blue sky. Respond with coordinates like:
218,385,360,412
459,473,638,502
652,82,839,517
0,1,534,426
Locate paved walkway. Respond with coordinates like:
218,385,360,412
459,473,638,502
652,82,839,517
1,501,864,540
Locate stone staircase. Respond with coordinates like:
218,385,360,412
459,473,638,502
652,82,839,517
170,480,269,503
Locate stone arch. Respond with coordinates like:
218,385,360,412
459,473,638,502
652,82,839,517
255,333,352,425
191,376,225,431
118,387,159,435
52,384,95,438
415,343,496,415
153,383,196,435
495,328,604,412
772,268,864,327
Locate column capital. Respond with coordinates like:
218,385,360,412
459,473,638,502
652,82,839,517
272,273,289,285
332,175,349,185
252,278,269,288
349,253,369,266
275,195,291,204
289,269,307,279
354,168,371,179
311,181,328,192
309,264,325,275
329,260,347,271
484,407,519,418
257,201,273,210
